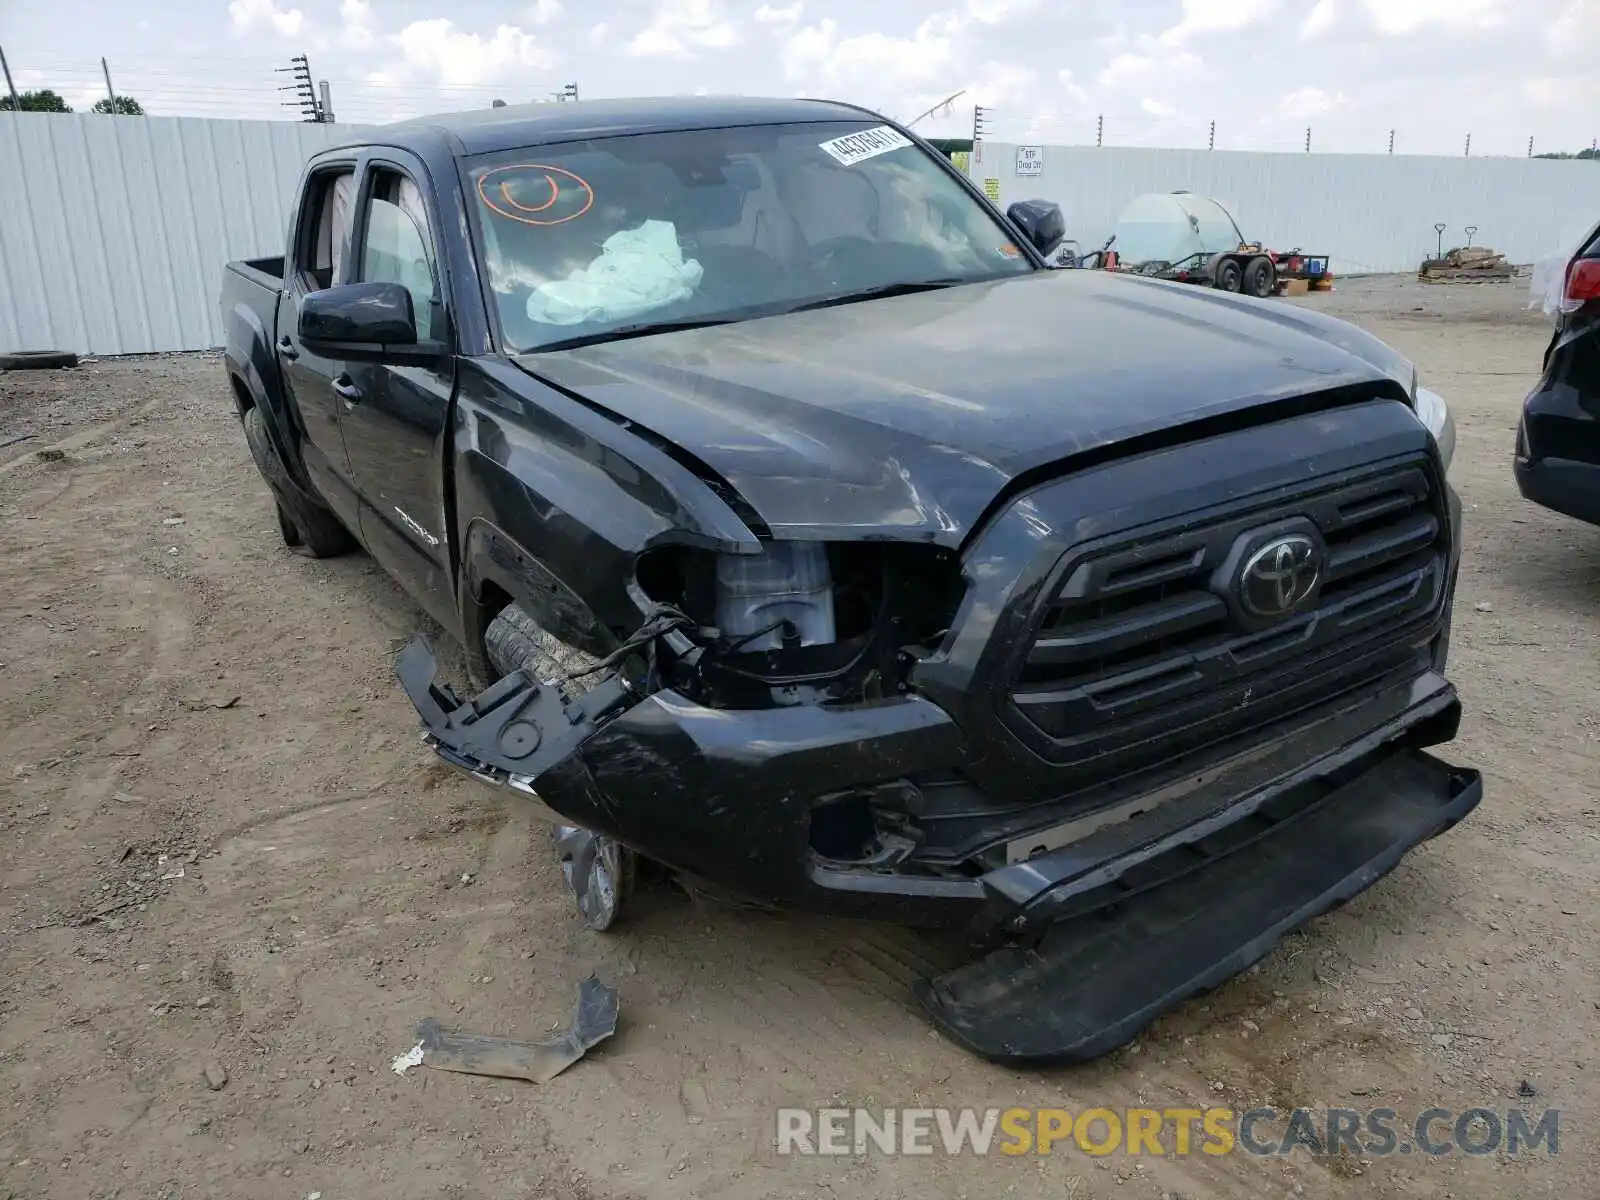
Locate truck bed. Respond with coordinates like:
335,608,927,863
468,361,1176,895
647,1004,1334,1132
229,256,286,291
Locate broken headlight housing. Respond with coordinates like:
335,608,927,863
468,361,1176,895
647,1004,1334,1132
636,540,964,705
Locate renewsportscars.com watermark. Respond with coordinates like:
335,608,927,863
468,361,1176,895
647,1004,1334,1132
775,1106,1560,1158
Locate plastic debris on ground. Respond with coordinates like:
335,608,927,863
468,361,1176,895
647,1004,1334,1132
392,974,618,1084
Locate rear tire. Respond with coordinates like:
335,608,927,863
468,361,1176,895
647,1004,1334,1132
1215,257,1243,293
1244,255,1276,298
242,406,356,558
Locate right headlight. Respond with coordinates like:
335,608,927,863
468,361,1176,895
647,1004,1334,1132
1413,385,1456,476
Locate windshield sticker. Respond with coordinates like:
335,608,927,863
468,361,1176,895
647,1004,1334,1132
817,126,913,167
477,164,595,227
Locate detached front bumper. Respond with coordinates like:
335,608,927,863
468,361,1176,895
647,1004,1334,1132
399,638,1480,1061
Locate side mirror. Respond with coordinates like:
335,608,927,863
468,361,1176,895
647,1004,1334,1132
1006,199,1066,259
299,282,439,364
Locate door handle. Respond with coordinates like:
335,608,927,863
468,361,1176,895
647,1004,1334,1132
333,375,363,405
276,336,299,361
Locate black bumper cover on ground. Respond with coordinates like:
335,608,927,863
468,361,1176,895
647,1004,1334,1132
915,748,1481,1063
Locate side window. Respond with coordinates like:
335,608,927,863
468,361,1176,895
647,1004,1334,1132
359,168,440,341
297,168,355,290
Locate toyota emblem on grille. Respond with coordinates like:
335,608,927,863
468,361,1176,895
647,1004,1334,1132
1238,534,1322,618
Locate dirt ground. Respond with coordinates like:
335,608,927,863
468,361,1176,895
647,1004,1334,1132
1,275,1595,1200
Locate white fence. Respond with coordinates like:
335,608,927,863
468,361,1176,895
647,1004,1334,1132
967,142,1600,276
5,114,1600,356
0,113,367,357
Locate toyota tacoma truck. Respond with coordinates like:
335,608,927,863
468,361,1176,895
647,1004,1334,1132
220,96,1479,1063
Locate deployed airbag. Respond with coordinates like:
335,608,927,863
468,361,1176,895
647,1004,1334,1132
526,219,704,326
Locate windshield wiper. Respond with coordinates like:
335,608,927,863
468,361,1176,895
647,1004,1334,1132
785,279,967,314
529,318,738,354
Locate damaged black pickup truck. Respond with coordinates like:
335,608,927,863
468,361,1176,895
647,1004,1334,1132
221,96,1480,1063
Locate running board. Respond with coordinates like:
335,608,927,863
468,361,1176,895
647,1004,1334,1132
914,749,1481,1063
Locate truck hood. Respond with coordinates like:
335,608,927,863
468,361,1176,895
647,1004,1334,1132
515,270,1410,546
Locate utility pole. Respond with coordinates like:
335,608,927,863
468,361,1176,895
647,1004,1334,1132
1464,132,1471,158
0,44,20,111
276,55,327,122
1305,126,1311,153
1208,119,1214,151
1096,113,1103,147
560,81,578,102
972,104,987,143
1528,136,1534,158
100,57,116,109
318,79,334,123
1388,129,1395,155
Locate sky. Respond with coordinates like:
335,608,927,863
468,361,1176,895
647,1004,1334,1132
2,0,1597,156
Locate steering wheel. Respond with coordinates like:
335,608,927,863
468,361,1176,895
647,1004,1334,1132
806,236,878,288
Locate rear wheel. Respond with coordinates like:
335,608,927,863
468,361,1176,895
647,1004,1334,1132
1215,257,1243,293
243,406,357,558
1244,255,1276,298
483,602,637,931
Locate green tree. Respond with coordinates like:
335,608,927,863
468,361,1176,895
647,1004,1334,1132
92,95,144,115
0,89,73,113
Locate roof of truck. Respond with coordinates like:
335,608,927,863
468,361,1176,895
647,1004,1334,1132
355,96,887,156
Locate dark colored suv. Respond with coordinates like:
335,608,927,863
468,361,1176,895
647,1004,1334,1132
1517,220,1600,525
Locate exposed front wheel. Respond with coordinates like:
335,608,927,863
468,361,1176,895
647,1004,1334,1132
484,602,639,931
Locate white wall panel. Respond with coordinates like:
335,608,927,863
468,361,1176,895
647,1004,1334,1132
967,143,1600,276
0,112,368,356
5,116,1599,356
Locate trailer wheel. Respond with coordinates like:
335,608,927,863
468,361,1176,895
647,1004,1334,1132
1244,255,1276,298
1215,257,1243,293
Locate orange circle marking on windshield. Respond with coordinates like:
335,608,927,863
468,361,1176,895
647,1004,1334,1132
477,164,595,226
500,175,557,214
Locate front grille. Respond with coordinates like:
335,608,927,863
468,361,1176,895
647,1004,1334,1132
1009,460,1447,761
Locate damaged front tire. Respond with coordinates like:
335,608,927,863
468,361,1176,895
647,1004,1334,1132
483,604,639,932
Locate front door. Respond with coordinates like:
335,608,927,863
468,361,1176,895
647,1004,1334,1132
276,164,362,533
339,155,459,633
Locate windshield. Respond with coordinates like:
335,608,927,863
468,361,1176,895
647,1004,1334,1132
465,120,1035,353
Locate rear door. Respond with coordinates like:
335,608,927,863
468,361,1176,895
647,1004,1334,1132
275,162,362,531
338,151,459,631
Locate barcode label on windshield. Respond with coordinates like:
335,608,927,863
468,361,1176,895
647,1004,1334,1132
818,126,913,167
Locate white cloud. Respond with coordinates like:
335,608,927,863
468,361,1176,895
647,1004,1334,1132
1160,0,1278,44
1546,1,1598,56
588,22,609,45
778,16,959,99
528,0,561,25
1142,97,1175,117
1358,0,1505,35
965,0,1040,24
1300,0,1338,39
372,19,556,87
625,0,743,59
228,0,304,38
754,1,804,25
1097,48,1201,90
1281,85,1343,118
340,0,376,50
